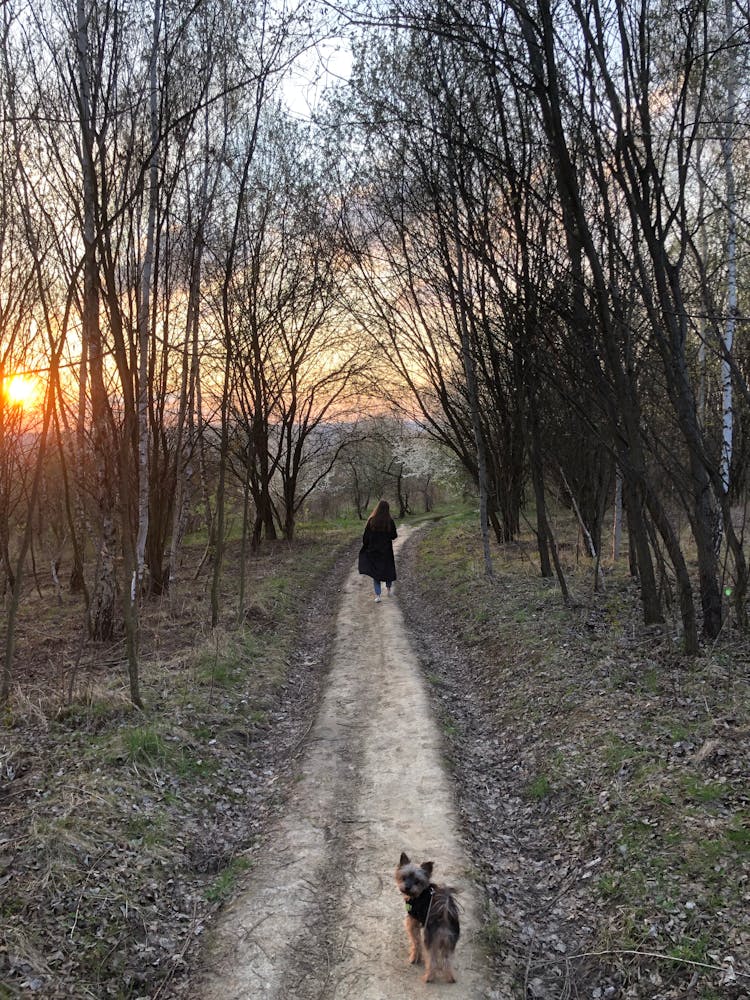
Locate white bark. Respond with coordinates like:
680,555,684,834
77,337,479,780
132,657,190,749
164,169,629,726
696,134,708,429
720,0,737,494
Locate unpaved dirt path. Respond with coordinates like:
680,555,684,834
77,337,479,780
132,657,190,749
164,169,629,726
197,528,493,999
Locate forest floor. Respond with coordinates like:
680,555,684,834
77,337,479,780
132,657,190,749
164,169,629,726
1,510,750,999
0,523,359,999
396,515,750,1000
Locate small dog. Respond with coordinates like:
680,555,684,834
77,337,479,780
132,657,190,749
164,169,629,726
395,852,460,983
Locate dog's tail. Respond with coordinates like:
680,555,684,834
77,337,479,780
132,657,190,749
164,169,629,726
428,886,461,939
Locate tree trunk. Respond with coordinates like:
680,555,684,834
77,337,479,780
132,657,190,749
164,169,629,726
445,162,493,576
612,469,623,561
621,477,663,626
77,0,117,642
52,388,89,605
529,415,553,578
396,466,409,519
210,358,231,629
644,487,699,655
720,0,737,494
238,469,252,621
134,0,162,598
70,346,87,593
169,213,205,592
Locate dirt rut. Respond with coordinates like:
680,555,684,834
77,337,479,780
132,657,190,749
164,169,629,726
197,528,492,999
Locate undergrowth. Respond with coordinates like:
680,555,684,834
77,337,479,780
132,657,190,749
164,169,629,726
407,514,750,999
0,520,358,998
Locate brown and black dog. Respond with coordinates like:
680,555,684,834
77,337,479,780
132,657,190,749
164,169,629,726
395,852,460,983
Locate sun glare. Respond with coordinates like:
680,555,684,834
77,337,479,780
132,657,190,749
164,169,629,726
3,373,40,410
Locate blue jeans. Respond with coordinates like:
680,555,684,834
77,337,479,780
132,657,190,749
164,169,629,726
373,580,392,596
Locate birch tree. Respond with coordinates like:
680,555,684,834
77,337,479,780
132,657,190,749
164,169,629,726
719,0,739,493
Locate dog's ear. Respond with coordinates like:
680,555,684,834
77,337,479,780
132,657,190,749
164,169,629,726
399,852,410,866
421,861,434,877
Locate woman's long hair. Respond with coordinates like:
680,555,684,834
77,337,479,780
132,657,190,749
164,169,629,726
367,499,391,531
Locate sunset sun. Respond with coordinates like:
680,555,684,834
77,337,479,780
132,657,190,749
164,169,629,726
3,373,40,409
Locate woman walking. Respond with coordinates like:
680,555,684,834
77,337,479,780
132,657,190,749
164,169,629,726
358,499,398,602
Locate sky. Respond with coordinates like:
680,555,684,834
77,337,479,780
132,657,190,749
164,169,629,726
281,36,354,119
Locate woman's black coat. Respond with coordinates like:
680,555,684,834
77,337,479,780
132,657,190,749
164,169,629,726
358,519,398,583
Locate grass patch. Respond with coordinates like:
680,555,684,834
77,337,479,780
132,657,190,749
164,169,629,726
54,695,135,733
123,725,169,766
602,735,649,774
193,636,247,689
205,857,252,903
680,775,727,803
126,811,169,847
668,934,712,964
175,746,217,779
725,824,750,850
480,909,511,949
597,873,621,900
526,774,552,799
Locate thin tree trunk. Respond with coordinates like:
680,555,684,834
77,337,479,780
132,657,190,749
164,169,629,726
169,143,210,593
622,476,663,625
238,467,251,622
559,464,605,591
612,469,623,561
52,377,89,607
559,465,596,560
544,514,569,603
0,371,13,592
444,161,493,576
169,246,202,591
134,0,162,599
210,360,230,629
76,0,117,642
211,95,265,626
396,466,408,519
2,358,60,700
197,374,213,543
720,0,737,494
529,414,553,578
644,488,699,655
70,345,87,593
696,135,709,430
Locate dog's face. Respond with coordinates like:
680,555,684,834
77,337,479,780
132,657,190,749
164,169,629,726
395,852,433,899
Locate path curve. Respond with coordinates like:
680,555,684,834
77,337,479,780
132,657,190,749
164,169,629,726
197,527,493,999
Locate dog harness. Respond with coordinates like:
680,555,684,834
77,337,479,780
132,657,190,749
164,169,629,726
404,885,435,926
